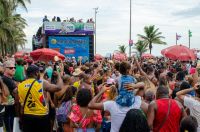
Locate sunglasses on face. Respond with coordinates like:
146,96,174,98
6,67,16,70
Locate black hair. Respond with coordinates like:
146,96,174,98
119,109,150,132
176,71,185,81
146,66,154,73
119,61,131,75
180,81,190,91
145,90,155,103
114,62,120,71
64,64,71,75
62,86,77,102
26,65,39,78
62,75,71,84
76,89,92,107
156,85,169,98
180,116,198,132
16,59,23,65
167,72,173,79
159,77,168,87
93,63,98,68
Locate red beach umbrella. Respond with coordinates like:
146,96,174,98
94,54,103,61
30,48,65,62
161,45,196,61
142,53,154,59
113,52,127,61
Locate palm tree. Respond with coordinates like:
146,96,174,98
118,45,127,54
0,0,30,56
134,40,148,58
138,25,166,54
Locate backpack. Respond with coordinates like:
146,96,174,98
56,101,71,123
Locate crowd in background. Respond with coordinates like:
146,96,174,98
43,15,94,23
0,55,199,132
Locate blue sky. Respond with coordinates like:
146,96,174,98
18,0,200,56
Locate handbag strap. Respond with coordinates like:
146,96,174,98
157,99,172,131
22,79,37,114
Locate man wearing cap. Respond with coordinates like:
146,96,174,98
2,60,17,132
18,64,63,132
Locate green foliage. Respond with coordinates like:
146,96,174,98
118,45,127,54
137,25,166,54
134,40,148,58
0,0,30,56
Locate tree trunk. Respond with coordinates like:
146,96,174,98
4,43,7,56
14,44,17,53
10,43,14,55
149,43,152,54
140,52,142,58
1,43,5,57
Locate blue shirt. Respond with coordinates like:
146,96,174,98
116,75,136,107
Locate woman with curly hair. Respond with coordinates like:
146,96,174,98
69,89,102,132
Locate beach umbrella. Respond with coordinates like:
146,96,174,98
94,54,103,61
142,53,154,59
14,51,26,58
30,48,65,62
113,52,127,61
161,45,196,61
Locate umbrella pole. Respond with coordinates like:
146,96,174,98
176,33,177,45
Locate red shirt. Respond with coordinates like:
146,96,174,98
153,99,182,132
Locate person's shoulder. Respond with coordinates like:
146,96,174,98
103,100,116,108
149,100,157,110
2,75,7,80
104,100,115,105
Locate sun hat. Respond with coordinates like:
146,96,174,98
72,68,83,76
148,59,155,64
108,60,114,64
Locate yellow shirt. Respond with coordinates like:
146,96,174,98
18,79,48,116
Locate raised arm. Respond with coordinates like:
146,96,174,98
176,84,198,101
43,72,63,93
124,82,145,91
134,57,149,78
88,85,108,110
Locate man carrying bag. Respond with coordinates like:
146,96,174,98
18,65,62,132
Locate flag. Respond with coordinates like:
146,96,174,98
189,30,192,37
176,33,181,40
129,40,133,46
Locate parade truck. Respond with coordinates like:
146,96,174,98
32,20,95,62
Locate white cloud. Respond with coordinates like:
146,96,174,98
18,0,200,56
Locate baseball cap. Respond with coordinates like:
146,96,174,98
27,64,39,76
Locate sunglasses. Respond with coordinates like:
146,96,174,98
6,67,16,70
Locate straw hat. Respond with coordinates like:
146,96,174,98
148,59,155,64
108,60,114,64
72,68,83,76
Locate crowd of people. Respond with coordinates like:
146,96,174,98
43,15,94,23
0,55,199,132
